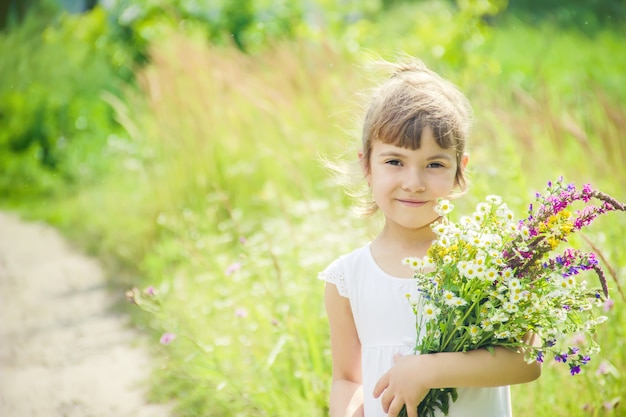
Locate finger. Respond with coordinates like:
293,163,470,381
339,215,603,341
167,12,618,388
373,372,389,398
387,397,403,417
380,390,393,413
407,403,418,417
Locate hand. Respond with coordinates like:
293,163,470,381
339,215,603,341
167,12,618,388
372,354,430,417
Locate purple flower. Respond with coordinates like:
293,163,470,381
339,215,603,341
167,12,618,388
570,365,581,375
581,356,591,365
581,184,593,202
536,351,544,363
144,286,156,296
160,332,176,345
555,353,568,363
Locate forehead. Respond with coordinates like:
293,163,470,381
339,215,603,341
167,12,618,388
371,127,456,157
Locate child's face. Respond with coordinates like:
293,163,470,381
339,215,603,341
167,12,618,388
365,126,462,231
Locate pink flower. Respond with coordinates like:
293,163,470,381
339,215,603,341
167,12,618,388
596,361,611,376
603,401,616,410
571,333,586,346
603,298,614,312
235,308,248,318
144,286,156,296
160,333,176,345
225,262,242,276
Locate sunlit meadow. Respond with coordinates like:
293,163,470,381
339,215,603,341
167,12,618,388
24,11,625,417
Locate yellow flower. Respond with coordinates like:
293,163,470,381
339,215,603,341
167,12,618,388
560,222,574,235
547,236,560,249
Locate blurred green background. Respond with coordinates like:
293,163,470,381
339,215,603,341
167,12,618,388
1,0,625,416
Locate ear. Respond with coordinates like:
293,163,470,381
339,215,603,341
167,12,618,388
460,153,469,171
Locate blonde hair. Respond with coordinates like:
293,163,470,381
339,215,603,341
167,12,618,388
357,57,473,215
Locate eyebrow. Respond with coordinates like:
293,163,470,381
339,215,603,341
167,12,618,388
377,151,405,158
427,153,454,161
377,151,453,161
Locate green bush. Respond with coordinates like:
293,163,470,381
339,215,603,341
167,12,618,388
503,0,625,31
0,7,127,198
100,0,307,54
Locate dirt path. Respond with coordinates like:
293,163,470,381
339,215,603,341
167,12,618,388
0,211,172,417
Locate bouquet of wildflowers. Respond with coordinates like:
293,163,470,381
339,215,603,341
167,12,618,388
399,178,625,417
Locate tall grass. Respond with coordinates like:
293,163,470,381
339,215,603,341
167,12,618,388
48,38,371,416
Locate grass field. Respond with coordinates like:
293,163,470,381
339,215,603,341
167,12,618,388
6,5,625,417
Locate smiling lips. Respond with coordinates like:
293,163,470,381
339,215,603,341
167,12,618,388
397,198,428,207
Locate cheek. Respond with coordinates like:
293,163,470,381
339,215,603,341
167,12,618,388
431,173,458,194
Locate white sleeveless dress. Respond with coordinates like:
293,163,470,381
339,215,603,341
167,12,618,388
319,244,512,417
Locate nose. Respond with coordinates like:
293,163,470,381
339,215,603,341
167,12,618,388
402,169,426,193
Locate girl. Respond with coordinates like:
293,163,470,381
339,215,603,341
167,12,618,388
318,58,541,417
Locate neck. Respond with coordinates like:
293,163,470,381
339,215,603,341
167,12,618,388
373,219,439,255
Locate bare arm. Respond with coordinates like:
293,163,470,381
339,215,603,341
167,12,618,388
374,336,542,417
324,282,364,417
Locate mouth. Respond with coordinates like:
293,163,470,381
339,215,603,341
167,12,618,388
397,199,428,207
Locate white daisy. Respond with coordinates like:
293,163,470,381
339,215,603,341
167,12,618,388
435,199,454,216
519,226,531,240
484,268,499,281
500,268,514,282
508,278,521,290
472,211,485,223
503,301,519,314
404,257,423,271
438,235,452,247
468,325,480,338
496,206,515,222
432,222,448,235
486,195,502,205
459,216,475,227
453,297,468,307
464,264,478,279
480,319,494,331
492,312,509,322
422,304,440,322
495,330,511,339
476,202,491,213
407,293,421,306
442,291,457,305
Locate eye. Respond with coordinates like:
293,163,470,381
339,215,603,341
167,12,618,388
427,162,445,168
386,159,403,166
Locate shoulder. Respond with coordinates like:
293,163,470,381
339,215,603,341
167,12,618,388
318,245,370,297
